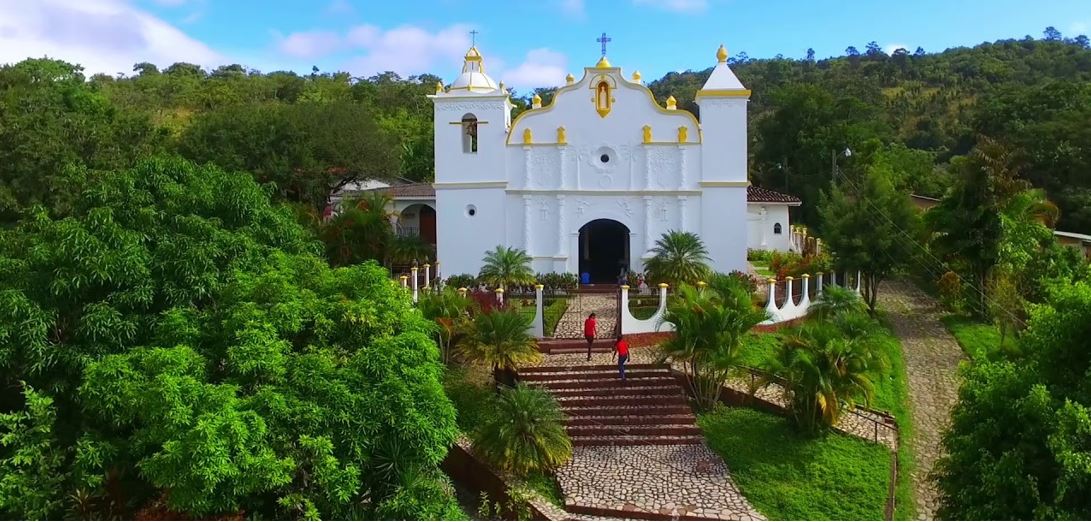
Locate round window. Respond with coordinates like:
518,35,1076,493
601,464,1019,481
466,205,477,217
600,154,610,163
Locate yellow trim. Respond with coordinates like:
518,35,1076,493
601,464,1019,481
522,128,533,144
677,126,688,143
631,70,641,81
433,181,507,190
699,181,750,187
666,95,677,110
556,126,566,145
642,125,652,144
695,89,752,98
565,73,575,85
505,68,703,145
716,44,728,63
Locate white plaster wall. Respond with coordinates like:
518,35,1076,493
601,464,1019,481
696,97,747,184
700,186,748,273
746,204,792,252
436,187,506,277
432,96,511,184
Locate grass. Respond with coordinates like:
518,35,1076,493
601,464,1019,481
751,264,775,277
733,320,918,519
699,407,892,520
941,314,1017,361
543,298,568,337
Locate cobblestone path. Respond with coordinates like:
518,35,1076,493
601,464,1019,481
876,280,963,520
553,294,618,339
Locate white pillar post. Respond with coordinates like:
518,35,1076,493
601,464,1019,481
831,270,838,287
400,275,408,289
411,266,419,303
458,287,467,298
817,272,824,297
495,287,504,308
423,263,431,290
620,284,630,333
764,277,779,322
532,284,545,337
800,273,811,312
657,283,669,315
855,270,862,296
783,276,797,317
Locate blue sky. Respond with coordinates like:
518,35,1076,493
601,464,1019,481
1,0,1089,91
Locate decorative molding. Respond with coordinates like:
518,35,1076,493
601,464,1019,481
695,89,752,99
434,181,507,189
507,189,702,196
698,181,750,187
435,101,507,112
557,195,567,256
617,199,633,217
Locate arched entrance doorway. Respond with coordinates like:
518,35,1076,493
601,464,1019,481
578,219,629,284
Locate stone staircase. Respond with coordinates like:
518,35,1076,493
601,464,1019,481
519,364,703,446
536,338,615,354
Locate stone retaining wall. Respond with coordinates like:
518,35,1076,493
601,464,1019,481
442,438,568,521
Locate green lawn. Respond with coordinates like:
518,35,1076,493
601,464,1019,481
734,321,918,519
543,298,568,337
699,407,892,520
941,314,1017,361
751,264,775,277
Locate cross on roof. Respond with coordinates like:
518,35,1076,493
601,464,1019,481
597,32,611,56
470,30,478,46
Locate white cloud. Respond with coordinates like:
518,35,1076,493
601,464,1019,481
0,0,222,75
277,30,343,59
633,0,707,13
559,0,585,18
883,43,910,55
500,48,568,90
344,24,471,78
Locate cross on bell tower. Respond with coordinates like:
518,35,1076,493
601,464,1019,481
597,32,611,56
470,29,479,46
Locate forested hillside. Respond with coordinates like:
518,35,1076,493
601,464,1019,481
1,28,1088,230
650,30,1091,229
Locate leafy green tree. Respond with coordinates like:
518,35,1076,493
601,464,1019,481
472,384,572,476
419,287,475,364
321,192,395,267
478,245,535,290
819,159,921,312
763,319,886,434
936,281,1091,520
643,231,712,286
808,285,867,320
458,309,540,387
0,157,461,520
658,275,767,410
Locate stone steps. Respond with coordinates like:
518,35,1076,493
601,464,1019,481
556,394,689,408
566,424,703,437
570,435,704,446
561,404,694,416
564,414,697,426
522,363,667,374
533,376,680,389
548,385,682,398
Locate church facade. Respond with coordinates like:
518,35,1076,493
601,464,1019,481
427,43,799,282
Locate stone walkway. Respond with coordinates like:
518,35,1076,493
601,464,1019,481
875,280,963,520
553,294,618,339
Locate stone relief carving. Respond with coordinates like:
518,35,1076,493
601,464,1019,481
536,196,551,222
617,199,633,217
657,200,670,222
647,148,680,189
436,102,504,113
574,199,591,216
528,149,560,189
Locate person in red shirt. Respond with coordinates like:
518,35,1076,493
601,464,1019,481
613,335,630,381
583,313,596,361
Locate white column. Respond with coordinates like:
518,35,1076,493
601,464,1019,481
855,270,862,295
400,275,408,289
423,264,431,289
657,283,669,315
557,195,567,256
782,276,797,317
799,274,811,312
677,195,688,231
764,278,779,322
620,284,630,334
523,195,533,255
831,271,838,287
643,146,652,190
523,146,533,188
411,266,419,303
495,287,504,307
531,284,545,337
643,196,654,251
678,145,688,189
817,272,824,297
559,146,569,190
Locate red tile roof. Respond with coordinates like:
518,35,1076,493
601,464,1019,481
747,185,801,204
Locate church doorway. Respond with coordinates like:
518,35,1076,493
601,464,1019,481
578,219,630,284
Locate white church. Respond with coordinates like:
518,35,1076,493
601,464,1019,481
374,41,800,283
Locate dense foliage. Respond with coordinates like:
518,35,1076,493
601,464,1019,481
472,385,572,476
0,158,461,520
643,230,713,286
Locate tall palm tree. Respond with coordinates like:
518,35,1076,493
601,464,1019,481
643,231,712,286
658,275,768,410
472,384,572,476
478,245,535,290
458,308,540,386
763,321,884,434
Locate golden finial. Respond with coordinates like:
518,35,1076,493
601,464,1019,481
435,81,444,94
565,73,575,85
642,125,652,144
632,70,642,81
716,44,728,63
557,126,567,145
523,128,533,144
666,95,677,110
677,126,688,143
595,55,611,68
532,93,542,109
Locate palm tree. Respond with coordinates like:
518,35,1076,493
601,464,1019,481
458,308,541,386
643,231,712,286
321,192,394,267
763,321,885,434
478,245,535,290
658,275,768,410
418,287,475,364
808,285,867,320
472,384,572,476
